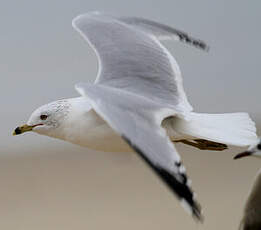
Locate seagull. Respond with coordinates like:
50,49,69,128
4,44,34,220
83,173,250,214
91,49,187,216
234,140,261,230
13,12,258,221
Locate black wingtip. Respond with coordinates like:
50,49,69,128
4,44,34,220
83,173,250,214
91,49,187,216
122,135,203,222
178,33,210,52
191,201,204,223
157,167,203,222
182,197,203,222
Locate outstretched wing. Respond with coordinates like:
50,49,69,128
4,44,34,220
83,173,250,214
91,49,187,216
76,83,203,221
72,12,209,113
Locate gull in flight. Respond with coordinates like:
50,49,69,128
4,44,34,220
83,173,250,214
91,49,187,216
13,12,258,221
234,139,261,230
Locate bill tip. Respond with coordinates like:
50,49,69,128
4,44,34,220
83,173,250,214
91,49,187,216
13,127,21,136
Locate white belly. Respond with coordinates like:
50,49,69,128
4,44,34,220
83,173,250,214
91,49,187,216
62,108,191,153
63,109,133,152
79,122,133,152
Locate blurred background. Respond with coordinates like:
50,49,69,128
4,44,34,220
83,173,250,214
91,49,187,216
1,0,261,229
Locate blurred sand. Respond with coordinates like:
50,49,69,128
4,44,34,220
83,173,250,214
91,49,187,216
1,141,260,230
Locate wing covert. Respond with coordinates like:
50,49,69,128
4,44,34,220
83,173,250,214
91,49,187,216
72,12,195,113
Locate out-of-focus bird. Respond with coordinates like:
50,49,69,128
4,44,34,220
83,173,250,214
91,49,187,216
13,12,258,221
234,139,261,230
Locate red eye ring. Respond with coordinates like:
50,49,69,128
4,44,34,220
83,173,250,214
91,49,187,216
40,115,48,120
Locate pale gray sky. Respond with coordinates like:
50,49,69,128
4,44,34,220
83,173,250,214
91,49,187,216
1,0,261,152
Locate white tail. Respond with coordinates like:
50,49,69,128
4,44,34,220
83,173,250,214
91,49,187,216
173,112,257,147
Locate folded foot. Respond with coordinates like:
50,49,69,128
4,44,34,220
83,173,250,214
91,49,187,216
174,139,228,151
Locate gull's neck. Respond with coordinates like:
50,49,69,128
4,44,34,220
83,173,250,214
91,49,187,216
54,97,105,145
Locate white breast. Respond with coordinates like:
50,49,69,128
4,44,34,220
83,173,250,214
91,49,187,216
62,101,133,152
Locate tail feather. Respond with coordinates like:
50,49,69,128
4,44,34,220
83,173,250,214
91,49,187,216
174,112,257,147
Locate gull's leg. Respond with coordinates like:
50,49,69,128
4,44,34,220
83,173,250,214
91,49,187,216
174,139,227,151
174,140,202,149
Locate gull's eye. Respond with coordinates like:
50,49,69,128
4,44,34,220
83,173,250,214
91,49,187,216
257,143,261,150
40,114,48,120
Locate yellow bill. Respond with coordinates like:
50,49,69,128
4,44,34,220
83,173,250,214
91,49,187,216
13,124,34,135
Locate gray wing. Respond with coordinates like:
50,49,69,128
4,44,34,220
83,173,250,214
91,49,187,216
72,12,209,113
75,83,202,221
